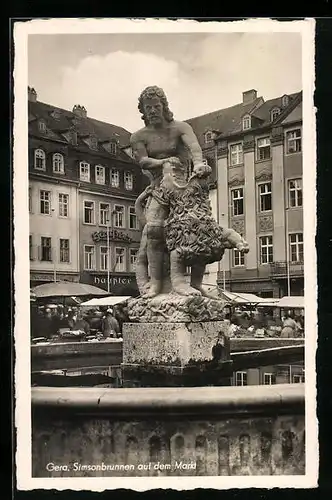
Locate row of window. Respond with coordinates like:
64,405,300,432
233,233,303,267
29,236,138,272
83,245,138,272
228,128,301,166
234,369,304,386
29,189,139,230
231,179,302,217
33,150,134,190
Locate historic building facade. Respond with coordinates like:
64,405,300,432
187,89,303,297
28,87,143,294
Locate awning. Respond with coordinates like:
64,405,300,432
274,296,304,309
219,291,267,305
80,296,132,307
32,282,109,298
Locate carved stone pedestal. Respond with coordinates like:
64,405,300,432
122,320,232,387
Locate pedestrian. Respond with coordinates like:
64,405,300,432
281,313,298,338
101,308,120,339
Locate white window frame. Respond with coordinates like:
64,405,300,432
100,246,109,271
39,189,51,215
129,248,138,272
235,371,247,386
259,235,273,265
58,193,69,218
289,233,304,263
258,182,272,212
229,143,243,166
233,249,245,267
40,236,52,262
288,178,303,208
256,137,271,161
95,165,105,185
263,373,276,385
124,171,134,191
270,108,280,121
79,161,90,182
34,149,46,171
108,142,117,155
111,168,120,188
114,247,126,272
285,128,302,155
128,206,138,229
99,202,110,226
292,374,305,383
83,200,95,225
113,204,125,228
83,244,96,270
52,153,64,174
242,115,251,130
59,238,70,263
231,187,244,216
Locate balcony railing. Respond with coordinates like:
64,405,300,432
270,261,304,278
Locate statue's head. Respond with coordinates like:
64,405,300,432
138,86,174,126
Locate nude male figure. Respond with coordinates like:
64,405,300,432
130,86,210,298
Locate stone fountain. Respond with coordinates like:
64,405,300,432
121,86,249,388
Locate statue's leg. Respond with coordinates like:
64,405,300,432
191,263,221,299
170,250,201,296
135,226,150,295
144,223,164,298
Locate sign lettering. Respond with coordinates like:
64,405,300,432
92,230,133,243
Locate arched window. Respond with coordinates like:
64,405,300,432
204,131,213,143
34,149,46,170
242,115,251,130
79,161,90,182
270,108,281,122
52,153,64,173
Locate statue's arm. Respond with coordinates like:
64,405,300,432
178,121,205,165
130,132,164,170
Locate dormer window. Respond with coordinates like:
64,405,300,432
204,131,213,143
271,108,281,122
38,120,46,133
242,115,251,130
52,153,64,174
109,142,117,155
281,95,289,108
90,135,98,150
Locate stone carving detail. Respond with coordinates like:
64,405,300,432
127,294,225,324
228,176,244,187
243,140,255,151
255,170,272,182
259,215,273,232
32,414,305,477
231,218,245,235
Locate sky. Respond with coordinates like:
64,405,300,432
28,32,302,132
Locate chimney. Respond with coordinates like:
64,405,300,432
72,104,87,118
28,86,37,102
242,89,257,105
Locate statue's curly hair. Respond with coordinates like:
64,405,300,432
138,86,174,125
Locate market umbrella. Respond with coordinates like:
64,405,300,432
80,296,132,307
32,281,109,298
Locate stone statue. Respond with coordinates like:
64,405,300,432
130,86,249,307
130,86,210,298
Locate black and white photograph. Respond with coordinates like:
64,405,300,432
14,18,317,491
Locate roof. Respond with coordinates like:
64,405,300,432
275,296,304,309
185,91,302,145
185,98,262,147
28,100,133,163
220,290,266,304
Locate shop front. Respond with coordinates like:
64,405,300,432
30,271,80,288
81,271,139,297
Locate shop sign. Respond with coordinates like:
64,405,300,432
92,230,133,243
